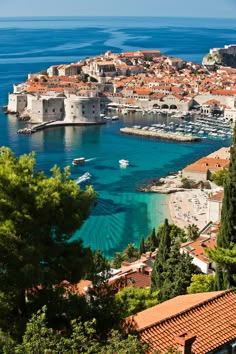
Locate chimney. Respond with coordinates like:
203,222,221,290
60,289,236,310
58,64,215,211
175,333,196,354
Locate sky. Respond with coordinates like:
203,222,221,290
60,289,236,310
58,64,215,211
0,0,235,18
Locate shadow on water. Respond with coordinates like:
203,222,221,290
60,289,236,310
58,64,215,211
92,197,126,216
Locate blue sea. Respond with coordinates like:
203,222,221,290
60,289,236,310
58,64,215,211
0,16,234,257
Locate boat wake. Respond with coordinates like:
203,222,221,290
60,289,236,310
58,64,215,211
85,157,97,162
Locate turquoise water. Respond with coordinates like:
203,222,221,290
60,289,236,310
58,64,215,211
0,17,233,257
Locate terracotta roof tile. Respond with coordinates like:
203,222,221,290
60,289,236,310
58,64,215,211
128,290,236,353
209,190,224,202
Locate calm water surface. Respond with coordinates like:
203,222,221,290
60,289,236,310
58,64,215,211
0,16,233,256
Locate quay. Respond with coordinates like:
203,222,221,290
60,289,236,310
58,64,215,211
120,127,201,142
17,120,106,134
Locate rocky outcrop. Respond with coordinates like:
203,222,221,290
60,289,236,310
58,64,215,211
202,45,236,69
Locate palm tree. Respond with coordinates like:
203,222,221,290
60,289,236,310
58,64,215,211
186,224,199,240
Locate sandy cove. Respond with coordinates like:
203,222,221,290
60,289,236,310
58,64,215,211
168,190,209,231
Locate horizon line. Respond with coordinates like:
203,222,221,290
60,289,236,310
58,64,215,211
0,15,235,19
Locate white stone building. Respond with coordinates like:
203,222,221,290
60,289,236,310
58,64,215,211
207,190,224,223
7,93,27,113
64,96,102,124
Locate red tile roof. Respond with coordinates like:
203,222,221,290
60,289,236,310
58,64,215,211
181,236,216,264
127,290,236,354
184,157,230,173
208,190,224,202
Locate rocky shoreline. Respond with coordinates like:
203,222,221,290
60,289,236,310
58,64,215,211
120,127,201,142
137,174,188,194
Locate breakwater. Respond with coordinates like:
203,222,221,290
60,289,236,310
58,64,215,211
120,127,201,142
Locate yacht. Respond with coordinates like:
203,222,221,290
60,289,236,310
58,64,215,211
72,157,85,166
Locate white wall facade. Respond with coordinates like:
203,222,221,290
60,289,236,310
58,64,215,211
7,93,27,113
27,96,64,123
64,96,102,124
182,169,208,182
207,200,222,223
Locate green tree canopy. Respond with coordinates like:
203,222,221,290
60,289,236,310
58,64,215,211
115,287,159,318
13,306,146,354
0,147,96,338
213,125,236,289
211,168,228,186
151,220,196,302
187,274,215,294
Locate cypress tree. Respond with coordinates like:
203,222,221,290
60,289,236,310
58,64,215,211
145,227,158,251
215,125,236,289
139,236,146,255
151,219,171,290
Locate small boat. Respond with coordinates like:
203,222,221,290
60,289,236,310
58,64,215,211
72,157,85,166
76,172,91,184
111,115,119,121
119,159,129,167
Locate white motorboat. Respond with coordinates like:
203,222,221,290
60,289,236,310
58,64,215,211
119,159,129,167
76,172,91,184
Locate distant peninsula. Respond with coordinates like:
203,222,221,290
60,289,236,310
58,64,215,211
4,46,236,128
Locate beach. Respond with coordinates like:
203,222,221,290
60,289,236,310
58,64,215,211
168,189,209,231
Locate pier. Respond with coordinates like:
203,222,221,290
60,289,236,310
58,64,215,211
120,127,201,142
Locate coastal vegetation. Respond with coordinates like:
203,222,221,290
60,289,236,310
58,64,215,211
187,274,215,294
211,168,229,186
151,219,196,302
0,147,96,339
208,126,236,289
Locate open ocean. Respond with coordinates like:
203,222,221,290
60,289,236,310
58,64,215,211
0,16,234,257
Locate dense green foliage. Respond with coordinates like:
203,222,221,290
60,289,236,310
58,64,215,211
210,127,236,289
151,219,196,302
0,147,96,338
211,168,229,186
115,287,159,317
186,224,199,241
111,243,139,268
11,306,146,354
187,274,215,294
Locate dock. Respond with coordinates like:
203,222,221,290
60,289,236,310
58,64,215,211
120,127,201,142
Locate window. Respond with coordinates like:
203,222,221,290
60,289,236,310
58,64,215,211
52,109,55,113
71,105,73,108
82,111,85,115
60,108,62,112
45,109,48,113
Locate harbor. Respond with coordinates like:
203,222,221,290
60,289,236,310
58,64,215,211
120,126,201,142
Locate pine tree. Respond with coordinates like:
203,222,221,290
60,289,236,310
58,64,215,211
213,125,236,289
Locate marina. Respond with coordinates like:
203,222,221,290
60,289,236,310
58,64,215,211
120,127,201,142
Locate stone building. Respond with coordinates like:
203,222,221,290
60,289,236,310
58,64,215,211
64,95,102,124
26,95,64,123
207,190,224,223
7,93,103,125
7,93,27,114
